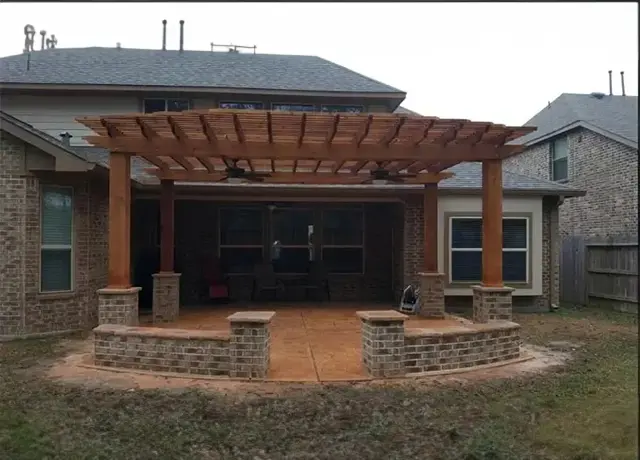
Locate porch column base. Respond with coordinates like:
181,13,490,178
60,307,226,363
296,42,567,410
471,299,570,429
97,287,141,326
472,285,515,323
417,272,445,318
152,272,181,323
356,310,407,378
227,311,276,379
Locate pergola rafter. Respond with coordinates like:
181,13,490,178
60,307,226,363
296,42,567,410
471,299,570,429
77,110,534,185
77,109,536,295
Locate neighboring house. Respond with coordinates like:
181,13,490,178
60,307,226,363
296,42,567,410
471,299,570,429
504,92,638,239
0,44,584,339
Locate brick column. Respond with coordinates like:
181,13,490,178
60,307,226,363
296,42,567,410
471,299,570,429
417,272,445,318
356,310,407,378
227,311,275,379
152,272,181,323
97,287,141,326
472,285,515,323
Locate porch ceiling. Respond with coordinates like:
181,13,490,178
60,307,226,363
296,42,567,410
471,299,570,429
76,110,535,185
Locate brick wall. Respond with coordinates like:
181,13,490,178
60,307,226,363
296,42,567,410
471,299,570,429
504,128,638,239
0,132,108,339
93,325,231,375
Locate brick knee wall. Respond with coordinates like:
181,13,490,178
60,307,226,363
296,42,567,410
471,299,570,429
404,323,521,374
93,325,230,375
472,286,514,322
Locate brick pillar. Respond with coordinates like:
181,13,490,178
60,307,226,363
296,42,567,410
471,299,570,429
356,310,407,378
152,272,181,323
227,311,275,379
417,272,445,318
472,285,515,323
97,287,141,326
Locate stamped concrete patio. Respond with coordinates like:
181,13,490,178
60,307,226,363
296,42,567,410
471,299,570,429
148,303,464,382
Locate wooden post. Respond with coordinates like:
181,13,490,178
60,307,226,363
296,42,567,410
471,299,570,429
159,179,175,272
108,152,132,288
481,159,503,287
423,183,438,272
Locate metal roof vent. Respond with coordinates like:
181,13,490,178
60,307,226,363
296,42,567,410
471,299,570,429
590,92,605,99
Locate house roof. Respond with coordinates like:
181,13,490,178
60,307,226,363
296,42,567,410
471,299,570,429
72,146,584,196
0,110,96,172
515,93,638,149
0,47,405,95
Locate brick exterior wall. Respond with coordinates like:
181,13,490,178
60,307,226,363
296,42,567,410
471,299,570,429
504,128,638,239
0,132,108,339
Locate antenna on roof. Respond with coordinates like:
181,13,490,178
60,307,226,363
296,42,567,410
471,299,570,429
45,34,57,49
620,71,626,96
210,42,257,54
162,19,167,50
23,24,35,53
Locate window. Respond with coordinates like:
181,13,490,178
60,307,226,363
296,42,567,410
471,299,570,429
550,137,568,181
320,105,364,114
40,186,73,292
321,209,364,274
449,217,529,284
272,103,316,112
143,98,190,114
219,208,263,274
219,102,264,110
270,208,314,273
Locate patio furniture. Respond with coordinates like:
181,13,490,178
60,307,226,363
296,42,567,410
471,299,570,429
204,256,230,303
251,263,285,301
299,262,331,301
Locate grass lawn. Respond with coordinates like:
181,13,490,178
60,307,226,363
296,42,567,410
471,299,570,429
0,307,637,460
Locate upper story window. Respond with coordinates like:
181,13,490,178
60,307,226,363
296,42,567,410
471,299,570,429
272,103,316,112
321,105,364,114
143,98,191,114
550,137,568,181
220,102,264,110
41,186,74,292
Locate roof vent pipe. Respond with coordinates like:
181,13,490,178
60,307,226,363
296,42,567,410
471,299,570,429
608,70,613,95
40,30,46,50
620,71,626,96
59,132,73,146
179,20,184,52
162,19,167,50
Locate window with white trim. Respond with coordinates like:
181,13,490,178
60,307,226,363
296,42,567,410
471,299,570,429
321,208,364,274
550,137,568,181
218,208,264,274
449,216,529,283
40,186,74,292
143,98,191,113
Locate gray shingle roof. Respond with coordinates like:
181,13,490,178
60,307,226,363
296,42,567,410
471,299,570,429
71,146,583,196
516,93,638,147
0,47,404,94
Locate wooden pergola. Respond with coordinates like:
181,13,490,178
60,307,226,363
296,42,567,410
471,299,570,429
77,110,535,293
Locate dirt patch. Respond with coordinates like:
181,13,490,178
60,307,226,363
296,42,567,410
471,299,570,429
46,338,572,397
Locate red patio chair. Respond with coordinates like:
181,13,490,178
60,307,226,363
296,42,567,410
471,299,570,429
204,257,230,302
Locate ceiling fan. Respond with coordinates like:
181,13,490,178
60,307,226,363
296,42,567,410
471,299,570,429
362,162,417,184
221,159,271,183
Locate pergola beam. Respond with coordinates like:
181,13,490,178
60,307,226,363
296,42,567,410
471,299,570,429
144,169,453,184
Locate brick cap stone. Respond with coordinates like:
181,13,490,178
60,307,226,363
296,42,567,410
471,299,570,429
152,272,182,278
356,310,408,321
405,320,520,338
93,324,230,341
417,272,446,278
471,285,516,293
97,286,142,295
227,311,276,323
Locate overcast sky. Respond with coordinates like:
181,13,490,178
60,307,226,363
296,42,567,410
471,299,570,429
0,2,637,126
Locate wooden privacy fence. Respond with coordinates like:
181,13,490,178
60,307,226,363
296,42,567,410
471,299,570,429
560,236,638,313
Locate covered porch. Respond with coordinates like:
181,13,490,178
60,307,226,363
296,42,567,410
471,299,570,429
79,109,534,379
